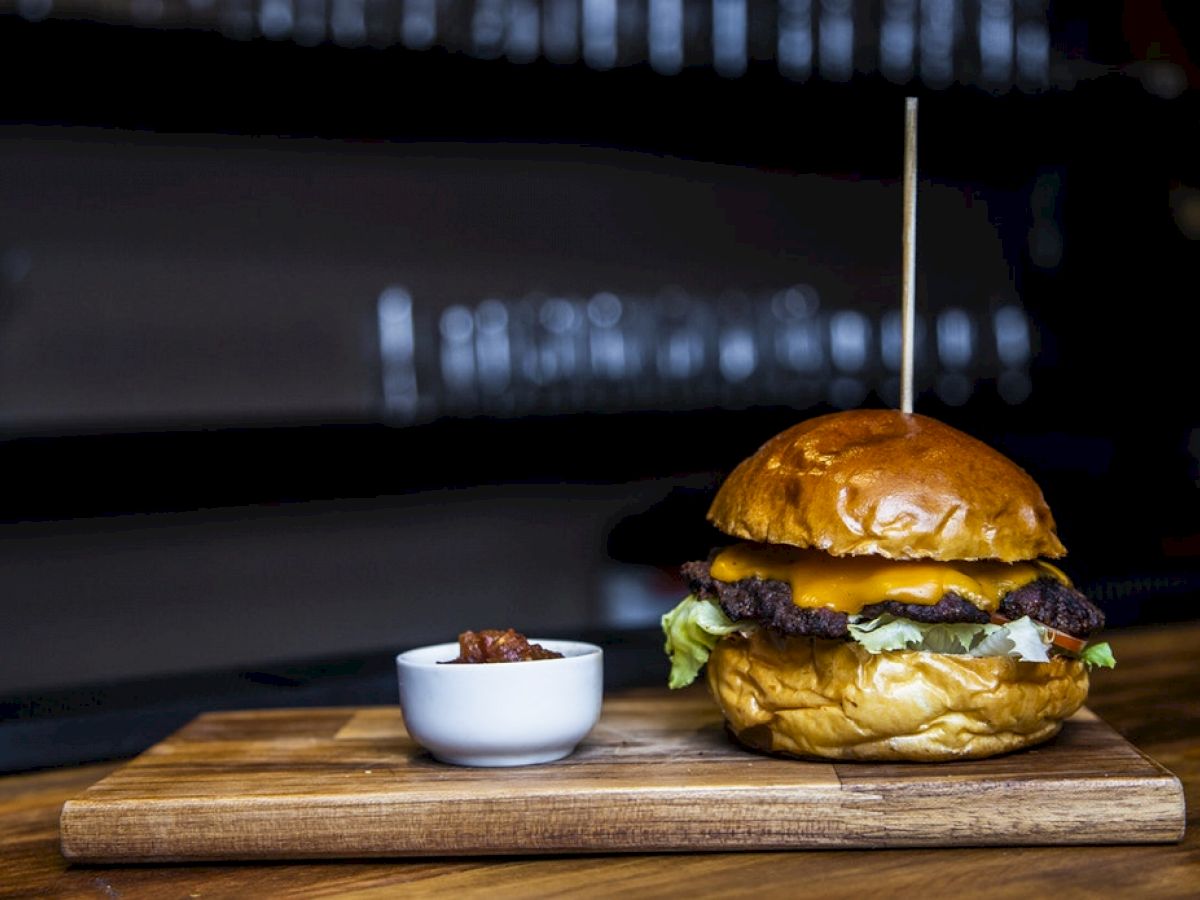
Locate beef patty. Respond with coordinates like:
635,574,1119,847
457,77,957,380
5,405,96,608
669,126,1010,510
680,558,1105,640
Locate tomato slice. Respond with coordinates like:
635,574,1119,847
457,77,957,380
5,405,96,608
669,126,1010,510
989,612,1087,655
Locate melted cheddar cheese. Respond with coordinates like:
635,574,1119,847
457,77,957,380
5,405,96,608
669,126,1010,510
709,544,1069,614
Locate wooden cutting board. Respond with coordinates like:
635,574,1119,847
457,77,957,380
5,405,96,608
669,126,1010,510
59,689,1185,861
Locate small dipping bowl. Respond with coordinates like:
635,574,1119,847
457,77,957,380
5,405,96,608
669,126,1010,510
396,640,603,767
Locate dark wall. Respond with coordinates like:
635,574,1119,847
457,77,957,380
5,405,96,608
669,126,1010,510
1,6,1198,700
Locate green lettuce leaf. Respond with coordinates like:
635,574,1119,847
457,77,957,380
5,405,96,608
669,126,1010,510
661,595,753,689
845,614,927,653
662,600,1116,686
1080,641,1116,669
972,615,1052,662
848,613,1052,662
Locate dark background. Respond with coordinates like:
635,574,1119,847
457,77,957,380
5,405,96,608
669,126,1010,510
2,0,1197,769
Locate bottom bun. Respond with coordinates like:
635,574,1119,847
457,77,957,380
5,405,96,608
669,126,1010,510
706,631,1089,761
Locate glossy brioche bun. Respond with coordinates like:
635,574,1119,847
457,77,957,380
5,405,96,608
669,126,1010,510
707,409,1065,563
707,631,1089,761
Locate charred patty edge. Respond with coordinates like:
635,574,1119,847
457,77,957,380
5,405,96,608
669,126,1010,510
680,559,1105,641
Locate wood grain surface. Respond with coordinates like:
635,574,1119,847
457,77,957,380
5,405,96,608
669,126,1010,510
3,622,1198,898
59,684,1183,861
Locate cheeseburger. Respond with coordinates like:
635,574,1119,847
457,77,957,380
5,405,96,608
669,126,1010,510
662,409,1114,761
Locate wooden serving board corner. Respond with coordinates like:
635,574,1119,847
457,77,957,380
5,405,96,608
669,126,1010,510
59,689,1186,862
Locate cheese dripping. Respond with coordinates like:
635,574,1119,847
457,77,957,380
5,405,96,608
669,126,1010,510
709,543,1068,614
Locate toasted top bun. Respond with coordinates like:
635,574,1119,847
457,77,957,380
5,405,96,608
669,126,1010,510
708,409,1065,562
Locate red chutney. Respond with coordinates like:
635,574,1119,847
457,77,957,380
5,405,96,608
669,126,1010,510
445,629,564,663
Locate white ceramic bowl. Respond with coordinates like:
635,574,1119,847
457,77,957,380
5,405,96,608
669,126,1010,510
396,639,604,767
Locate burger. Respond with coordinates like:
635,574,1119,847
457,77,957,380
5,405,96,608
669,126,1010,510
662,409,1114,761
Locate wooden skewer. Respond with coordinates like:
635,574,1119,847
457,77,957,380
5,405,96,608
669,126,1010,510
901,96,918,415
